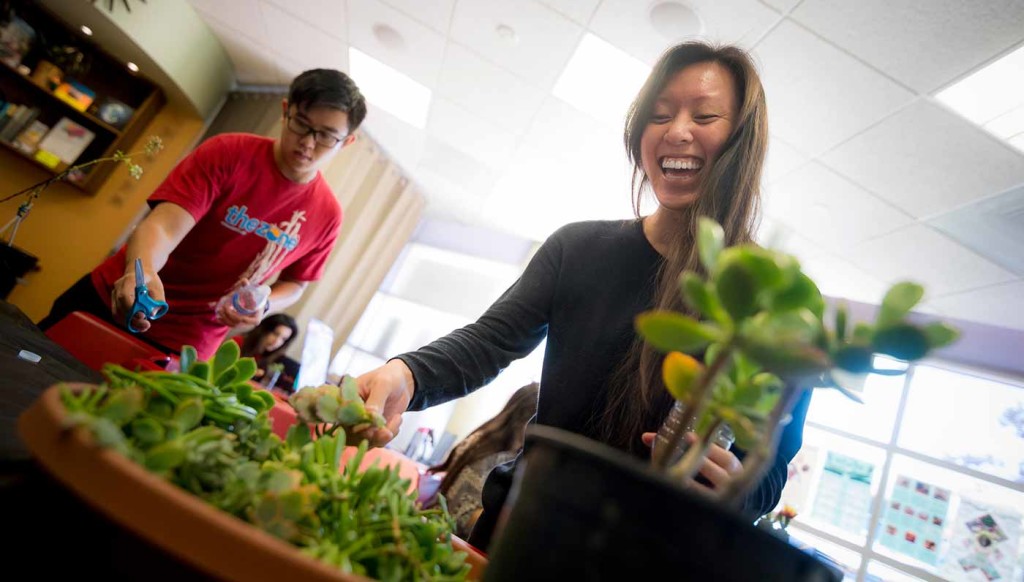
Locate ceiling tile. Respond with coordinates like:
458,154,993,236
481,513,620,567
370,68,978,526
261,2,349,72
426,98,519,169
845,224,1016,297
450,0,583,89
756,217,828,263
764,136,807,184
753,20,915,156
347,0,447,87
822,99,1024,218
518,97,624,161
378,0,456,33
201,17,279,85
361,104,428,171
798,254,890,305
590,0,778,65
928,183,1024,277
436,43,547,135
791,0,1024,93
188,0,267,41
536,0,600,25
417,137,502,194
261,0,346,39
928,281,1024,331
759,0,801,13
764,162,913,252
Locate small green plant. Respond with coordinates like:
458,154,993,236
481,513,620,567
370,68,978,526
636,218,958,506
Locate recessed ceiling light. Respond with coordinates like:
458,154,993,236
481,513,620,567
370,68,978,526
936,44,1024,154
126,61,139,72
80,25,93,36
349,47,431,129
495,24,518,45
553,33,651,124
648,1,703,41
372,23,405,51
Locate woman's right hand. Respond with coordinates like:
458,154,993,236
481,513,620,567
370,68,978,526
356,359,416,447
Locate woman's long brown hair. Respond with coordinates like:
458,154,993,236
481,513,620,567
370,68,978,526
599,42,769,455
429,383,540,494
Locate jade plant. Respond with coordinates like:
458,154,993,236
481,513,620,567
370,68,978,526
636,218,959,507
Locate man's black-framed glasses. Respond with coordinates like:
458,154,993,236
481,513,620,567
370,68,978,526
285,113,346,148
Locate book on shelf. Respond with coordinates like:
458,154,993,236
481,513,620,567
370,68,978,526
0,104,39,142
12,119,49,154
36,116,95,166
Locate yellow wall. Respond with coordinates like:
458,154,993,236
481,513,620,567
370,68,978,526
3,101,205,321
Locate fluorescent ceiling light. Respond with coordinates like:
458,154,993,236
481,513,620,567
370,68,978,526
553,33,651,125
936,45,1024,153
349,47,431,129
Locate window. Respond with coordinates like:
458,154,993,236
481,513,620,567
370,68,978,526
780,362,1024,581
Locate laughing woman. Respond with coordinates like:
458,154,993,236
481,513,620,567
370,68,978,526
355,41,810,550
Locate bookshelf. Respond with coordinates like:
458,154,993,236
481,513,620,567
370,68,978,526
0,0,165,194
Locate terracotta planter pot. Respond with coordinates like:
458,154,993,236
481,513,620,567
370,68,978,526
484,425,840,582
17,384,486,581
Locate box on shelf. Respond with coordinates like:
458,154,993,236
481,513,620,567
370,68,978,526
53,79,95,112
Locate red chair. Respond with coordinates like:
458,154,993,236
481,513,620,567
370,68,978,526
45,311,169,372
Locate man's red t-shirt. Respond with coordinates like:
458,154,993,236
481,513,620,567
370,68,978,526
92,133,342,358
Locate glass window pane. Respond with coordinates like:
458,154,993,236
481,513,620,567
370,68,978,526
865,560,925,581
806,356,906,444
787,529,862,581
798,426,888,544
873,455,1024,581
897,364,1024,483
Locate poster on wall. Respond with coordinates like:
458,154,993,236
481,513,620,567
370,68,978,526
877,475,950,566
941,496,1023,581
810,451,875,536
778,445,819,513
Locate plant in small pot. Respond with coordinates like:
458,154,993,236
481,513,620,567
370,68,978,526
483,218,958,582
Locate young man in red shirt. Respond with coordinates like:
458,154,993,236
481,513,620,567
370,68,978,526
39,69,366,358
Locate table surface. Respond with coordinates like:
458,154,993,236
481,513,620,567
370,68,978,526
0,300,101,463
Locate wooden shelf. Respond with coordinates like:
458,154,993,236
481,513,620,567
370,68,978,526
0,64,122,136
0,138,78,184
0,0,164,195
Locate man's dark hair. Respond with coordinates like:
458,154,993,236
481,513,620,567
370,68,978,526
288,69,367,132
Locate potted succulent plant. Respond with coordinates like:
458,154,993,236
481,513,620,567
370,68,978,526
18,341,479,580
483,218,958,581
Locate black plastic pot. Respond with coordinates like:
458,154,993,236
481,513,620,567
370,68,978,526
484,426,841,582
0,243,38,300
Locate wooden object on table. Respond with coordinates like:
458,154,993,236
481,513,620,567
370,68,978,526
0,0,164,194
18,384,487,580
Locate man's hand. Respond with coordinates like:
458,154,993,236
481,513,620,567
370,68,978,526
355,359,416,447
641,431,743,491
111,268,165,333
214,297,262,329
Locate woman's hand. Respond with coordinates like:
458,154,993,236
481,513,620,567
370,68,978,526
641,431,743,491
355,359,415,447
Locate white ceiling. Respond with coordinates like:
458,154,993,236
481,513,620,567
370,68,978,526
184,0,1024,333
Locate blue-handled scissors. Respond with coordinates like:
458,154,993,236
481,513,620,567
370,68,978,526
126,258,168,333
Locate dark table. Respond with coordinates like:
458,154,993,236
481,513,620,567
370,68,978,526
0,299,101,463
0,300,213,579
